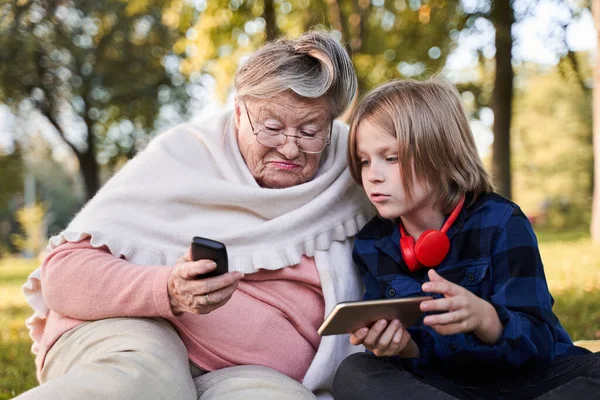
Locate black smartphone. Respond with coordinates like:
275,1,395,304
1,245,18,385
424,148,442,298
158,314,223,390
191,236,229,278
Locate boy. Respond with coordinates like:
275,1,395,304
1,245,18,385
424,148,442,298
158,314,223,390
333,79,600,399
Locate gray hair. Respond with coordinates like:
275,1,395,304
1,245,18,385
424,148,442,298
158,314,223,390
234,31,357,118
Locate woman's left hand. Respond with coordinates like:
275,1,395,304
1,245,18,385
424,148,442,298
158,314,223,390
168,249,244,315
420,269,502,344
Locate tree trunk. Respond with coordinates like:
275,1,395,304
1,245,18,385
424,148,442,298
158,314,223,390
77,149,99,201
592,0,600,242
491,1,514,199
264,0,277,41
78,117,99,201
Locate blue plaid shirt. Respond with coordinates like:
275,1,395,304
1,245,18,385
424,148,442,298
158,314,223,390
353,193,588,371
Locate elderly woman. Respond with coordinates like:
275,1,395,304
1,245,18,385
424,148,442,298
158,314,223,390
17,31,374,400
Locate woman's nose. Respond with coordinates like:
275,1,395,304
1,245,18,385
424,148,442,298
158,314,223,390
277,135,301,159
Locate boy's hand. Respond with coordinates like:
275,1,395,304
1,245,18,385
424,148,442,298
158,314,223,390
349,319,419,358
420,269,503,344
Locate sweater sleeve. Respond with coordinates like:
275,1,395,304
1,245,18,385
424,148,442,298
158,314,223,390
41,239,176,320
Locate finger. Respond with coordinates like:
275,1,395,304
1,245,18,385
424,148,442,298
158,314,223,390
186,290,236,314
178,260,218,279
175,272,243,302
383,328,408,356
422,279,461,297
198,280,240,305
376,320,401,351
349,328,368,346
423,309,468,326
182,271,244,298
198,291,235,309
176,248,193,265
363,320,387,349
422,294,470,313
392,327,406,347
428,269,446,282
420,297,453,312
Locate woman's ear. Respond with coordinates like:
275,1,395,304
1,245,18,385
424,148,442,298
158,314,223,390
234,98,241,129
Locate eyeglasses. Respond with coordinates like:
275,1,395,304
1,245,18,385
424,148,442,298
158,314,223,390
244,104,332,154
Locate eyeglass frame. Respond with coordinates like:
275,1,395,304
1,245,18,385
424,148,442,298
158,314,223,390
242,102,333,154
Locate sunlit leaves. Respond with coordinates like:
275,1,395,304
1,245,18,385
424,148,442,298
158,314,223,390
170,0,469,99
0,0,189,197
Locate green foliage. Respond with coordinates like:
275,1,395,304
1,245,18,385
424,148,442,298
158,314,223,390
512,60,593,229
0,0,190,197
10,203,47,256
538,235,600,339
0,257,38,399
176,0,470,100
0,304,36,400
0,150,23,210
22,142,84,236
0,149,24,257
554,290,600,340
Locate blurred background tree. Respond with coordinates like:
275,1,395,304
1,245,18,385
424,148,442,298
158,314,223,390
176,0,469,100
592,0,600,242
0,0,191,200
513,59,593,229
10,203,47,258
0,0,597,247
0,148,23,257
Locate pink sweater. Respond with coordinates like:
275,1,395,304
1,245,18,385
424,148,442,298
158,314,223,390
39,239,324,382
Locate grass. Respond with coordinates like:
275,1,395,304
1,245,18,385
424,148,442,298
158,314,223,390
536,232,600,341
1,233,599,397
0,258,38,400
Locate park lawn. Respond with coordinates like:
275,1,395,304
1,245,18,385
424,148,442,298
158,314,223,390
1,233,600,397
0,258,38,400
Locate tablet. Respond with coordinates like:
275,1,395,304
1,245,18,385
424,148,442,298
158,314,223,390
317,296,432,336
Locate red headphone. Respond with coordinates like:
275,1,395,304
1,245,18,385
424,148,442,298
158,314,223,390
399,196,465,272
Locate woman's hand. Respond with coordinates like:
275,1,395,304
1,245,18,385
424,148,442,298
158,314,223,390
420,269,502,344
167,249,244,315
349,319,419,358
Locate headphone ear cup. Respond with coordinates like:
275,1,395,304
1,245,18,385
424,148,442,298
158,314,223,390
400,236,420,272
414,230,451,268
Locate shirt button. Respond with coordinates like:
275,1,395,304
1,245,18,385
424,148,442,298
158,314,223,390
449,344,458,352
387,287,396,297
467,272,476,282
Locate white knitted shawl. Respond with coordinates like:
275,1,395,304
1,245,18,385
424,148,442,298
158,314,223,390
24,110,374,397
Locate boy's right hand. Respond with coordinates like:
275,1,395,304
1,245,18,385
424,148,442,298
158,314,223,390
350,319,419,358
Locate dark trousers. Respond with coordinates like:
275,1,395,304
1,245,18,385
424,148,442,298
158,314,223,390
332,352,600,400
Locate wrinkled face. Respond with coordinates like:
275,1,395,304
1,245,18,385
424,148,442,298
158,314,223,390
235,92,332,189
356,118,437,221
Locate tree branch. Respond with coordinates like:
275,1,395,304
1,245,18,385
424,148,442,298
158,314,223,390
566,50,588,91
30,46,82,156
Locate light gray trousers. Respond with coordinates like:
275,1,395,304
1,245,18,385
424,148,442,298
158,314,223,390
15,317,316,400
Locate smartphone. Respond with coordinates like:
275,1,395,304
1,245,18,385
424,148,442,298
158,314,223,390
317,296,432,336
191,236,229,278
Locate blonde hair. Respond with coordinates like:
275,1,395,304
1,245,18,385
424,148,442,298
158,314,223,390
348,79,494,213
234,31,357,118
